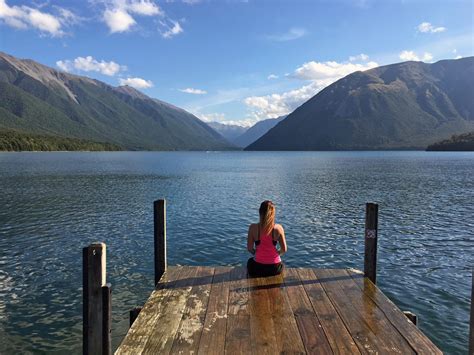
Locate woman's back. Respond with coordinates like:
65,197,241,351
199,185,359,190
254,226,281,265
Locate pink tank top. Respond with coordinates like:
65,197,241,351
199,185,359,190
255,226,281,264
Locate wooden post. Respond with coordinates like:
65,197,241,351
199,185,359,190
154,199,167,285
129,307,142,327
469,268,473,355
364,203,378,284
83,243,107,355
102,284,112,355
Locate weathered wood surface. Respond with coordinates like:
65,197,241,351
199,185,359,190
115,266,442,355
83,243,107,355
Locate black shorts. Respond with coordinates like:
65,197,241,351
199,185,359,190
247,257,284,277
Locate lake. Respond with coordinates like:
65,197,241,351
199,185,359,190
0,151,472,354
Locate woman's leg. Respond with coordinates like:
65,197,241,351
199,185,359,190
247,257,257,277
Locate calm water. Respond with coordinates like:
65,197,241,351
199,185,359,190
0,151,472,354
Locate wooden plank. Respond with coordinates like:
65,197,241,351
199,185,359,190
284,268,332,354
115,266,184,354
227,266,249,316
248,273,279,354
263,272,306,354
171,266,215,354
198,266,232,355
298,268,361,354
129,307,142,328
225,267,251,354
154,199,167,285
314,268,415,354
347,268,442,355
141,266,199,354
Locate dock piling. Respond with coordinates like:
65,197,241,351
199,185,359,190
102,283,112,355
83,243,107,355
154,199,167,285
364,203,378,284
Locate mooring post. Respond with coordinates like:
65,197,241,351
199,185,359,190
102,283,112,355
364,203,378,284
154,199,167,286
469,268,473,355
83,243,107,355
129,307,142,327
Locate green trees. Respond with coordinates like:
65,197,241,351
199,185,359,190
0,129,121,151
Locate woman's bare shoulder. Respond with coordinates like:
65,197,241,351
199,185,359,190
248,223,259,231
274,224,285,233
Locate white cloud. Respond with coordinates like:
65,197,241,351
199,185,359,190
244,82,325,119
160,19,183,38
0,0,78,37
265,27,307,41
399,50,433,62
221,119,255,128
103,8,136,33
293,60,378,81
267,74,278,80
417,22,446,34
455,55,462,59
349,53,369,62
119,77,153,89
101,0,163,33
199,112,255,127
56,56,127,76
179,87,207,94
198,112,226,122
244,56,379,119
128,0,162,15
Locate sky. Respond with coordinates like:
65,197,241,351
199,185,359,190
0,0,473,127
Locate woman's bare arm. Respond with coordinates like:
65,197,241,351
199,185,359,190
276,224,287,255
247,224,256,254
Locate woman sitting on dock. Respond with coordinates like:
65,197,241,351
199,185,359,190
247,200,287,277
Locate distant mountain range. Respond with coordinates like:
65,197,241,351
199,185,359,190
0,52,232,150
234,116,286,148
208,116,285,148
247,57,474,150
207,122,247,144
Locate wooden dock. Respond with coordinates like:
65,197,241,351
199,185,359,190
115,265,441,354
81,200,474,354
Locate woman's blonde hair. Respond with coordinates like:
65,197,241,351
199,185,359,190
259,200,275,235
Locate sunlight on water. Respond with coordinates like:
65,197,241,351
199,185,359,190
0,151,473,354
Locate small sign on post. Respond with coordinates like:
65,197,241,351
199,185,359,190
364,203,378,284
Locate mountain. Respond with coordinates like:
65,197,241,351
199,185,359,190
427,131,474,151
235,115,286,148
207,122,247,143
0,52,232,150
246,57,474,150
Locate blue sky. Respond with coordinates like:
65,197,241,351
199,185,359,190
1,0,473,126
